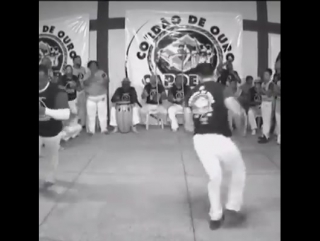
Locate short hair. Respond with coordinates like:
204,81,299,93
246,75,253,82
39,64,48,75
87,60,99,68
265,68,273,76
197,63,214,78
64,64,73,71
73,55,81,61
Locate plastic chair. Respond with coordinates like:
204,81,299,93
146,109,164,130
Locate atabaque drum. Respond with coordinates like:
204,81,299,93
116,101,133,133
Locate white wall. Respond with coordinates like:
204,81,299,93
267,1,281,23
39,1,98,61
269,34,281,70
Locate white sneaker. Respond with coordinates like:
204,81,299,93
251,129,256,135
172,128,178,132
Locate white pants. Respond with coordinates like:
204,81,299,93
193,134,246,221
261,101,273,138
140,104,167,115
248,106,261,130
39,134,61,183
168,104,184,130
68,99,78,115
77,91,86,126
110,105,140,127
86,94,108,133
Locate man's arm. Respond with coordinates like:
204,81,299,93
159,85,167,100
44,91,70,120
111,88,121,103
167,88,175,103
266,82,275,97
74,76,82,92
131,87,138,104
141,85,149,99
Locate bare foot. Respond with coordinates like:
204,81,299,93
132,126,138,133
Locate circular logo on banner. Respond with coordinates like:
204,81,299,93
39,25,79,74
39,34,67,73
125,15,236,89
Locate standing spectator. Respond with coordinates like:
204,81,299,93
248,80,262,135
258,69,275,143
217,58,241,86
72,56,87,128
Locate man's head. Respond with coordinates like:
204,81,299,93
121,78,131,90
263,68,273,82
245,75,253,86
175,75,184,88
87,60,99,73
39,64,49,90
178,44,184,49
254,79,262,91
41,56,52,69
150,75,158,87
64,65,73,76
73,55,82,68
197,63,214,83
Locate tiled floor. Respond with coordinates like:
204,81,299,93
39,127,280,241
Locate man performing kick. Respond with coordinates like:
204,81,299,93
168,75,190,131
110,78,140,133
39,64,70,188
184,63,246,230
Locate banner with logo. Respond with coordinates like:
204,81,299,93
125,11,243,100
39,15,90,75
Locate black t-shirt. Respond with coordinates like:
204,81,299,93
59,74,79,101
144,83,165,105
217,69,240,85
168,84,191,105
111,87,137,104
39,83,63,137
185,81,232,137
249,87,262,106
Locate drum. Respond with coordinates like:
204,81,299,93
116,101,133,133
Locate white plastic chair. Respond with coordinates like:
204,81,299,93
146,109,164,130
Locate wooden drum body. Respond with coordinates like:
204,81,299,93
116,101,133,133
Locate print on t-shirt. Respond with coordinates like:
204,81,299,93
121,93,131,102
188,86,215,125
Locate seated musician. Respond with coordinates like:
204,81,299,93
140,75,167,118
167,76,191,131
110,78,140,133
247,79,262,135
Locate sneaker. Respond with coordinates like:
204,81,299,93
111,127,118,134
209,216,224,230
258,135,269,143
172,128,178,132
251,129,256,135
223,209,245,227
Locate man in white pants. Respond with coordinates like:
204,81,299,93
184,63,246,230
84,61,109,135
168,76,190,131
110,78,140,133
258,68,275,143
247,80,262,135
140,75,167,120
39,64,70,188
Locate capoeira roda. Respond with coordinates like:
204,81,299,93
83,61,109,135
167,75,191,131
39,64,70,188
184,63,246,230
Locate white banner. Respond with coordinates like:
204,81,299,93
125,11,243,101
39,15,90,75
